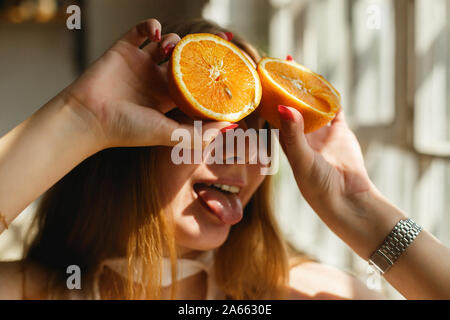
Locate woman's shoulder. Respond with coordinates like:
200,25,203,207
0,259,50,299
286,261,385,300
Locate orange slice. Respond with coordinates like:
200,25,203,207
168,33,262,122
257,57,341,133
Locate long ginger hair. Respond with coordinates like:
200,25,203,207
24,18,291,299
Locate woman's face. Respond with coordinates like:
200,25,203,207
157,110,269,255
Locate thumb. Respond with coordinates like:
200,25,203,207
164,120,235,149
111,101,233,148
278,105,315,179
142,110,233,149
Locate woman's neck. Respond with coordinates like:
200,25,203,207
161,270,207,299
162,247,212,299
176,246,205,259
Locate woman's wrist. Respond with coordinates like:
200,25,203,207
316,184,408,260
61,88,109,152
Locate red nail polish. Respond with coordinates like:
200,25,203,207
278,105,295,122
155,29,161,41
225,31,233,41
220,123,239,133
286,55,293,61
163,43,175,56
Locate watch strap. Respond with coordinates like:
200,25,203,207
369,218,422,274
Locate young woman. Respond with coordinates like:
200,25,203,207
0,18,449,300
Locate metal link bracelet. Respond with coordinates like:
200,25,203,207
369,218,422,275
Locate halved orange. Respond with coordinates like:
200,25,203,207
168,33,262,122
257,57,341,133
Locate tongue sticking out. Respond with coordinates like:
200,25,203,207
195,184,243,225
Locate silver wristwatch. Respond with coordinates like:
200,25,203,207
369,218,422,275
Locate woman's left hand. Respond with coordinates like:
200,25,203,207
278,105,373,199
277,105,405,259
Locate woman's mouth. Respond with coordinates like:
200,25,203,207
193,183,243,225
207,183,241,194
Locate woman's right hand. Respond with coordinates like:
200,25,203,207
0,18,235,227
63,18,232,150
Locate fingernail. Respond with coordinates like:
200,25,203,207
163,43,175,56
220,123,239,133
155,29,161,41
278,105,295,122
286,55,293,61
225,31,233,41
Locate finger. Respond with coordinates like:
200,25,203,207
143,32,181,63
278,105,315,179
216,31,233,41
162,120,235,149
116,102,232,148
122,18,162,46
331,107,346,125
216,32,228,40
149,63,176,114
159,33,181,57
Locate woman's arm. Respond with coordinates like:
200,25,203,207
287,261,385,299
0,93,100,233
277,105,450,299
346,188,450,299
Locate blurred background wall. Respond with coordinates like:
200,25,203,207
1,0,449,299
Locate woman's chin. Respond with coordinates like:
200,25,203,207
174,217,231,251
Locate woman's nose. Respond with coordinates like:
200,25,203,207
221,128,260,165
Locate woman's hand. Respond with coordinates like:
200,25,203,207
64,18,231,149
278,106,372,200
277,105,405,258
